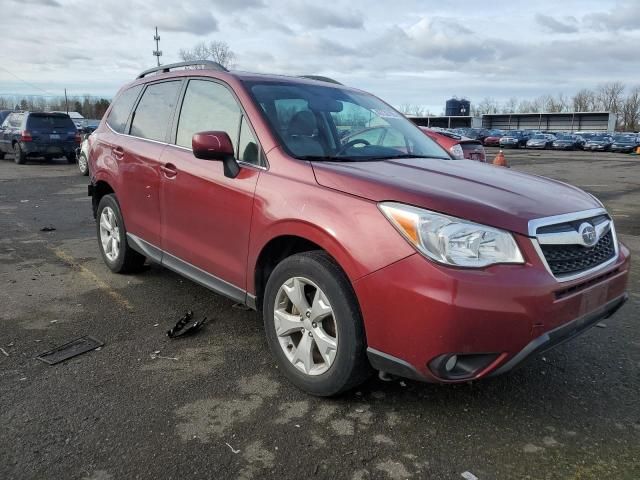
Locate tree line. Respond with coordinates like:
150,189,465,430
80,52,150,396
0,95,111,120
403,82,640,131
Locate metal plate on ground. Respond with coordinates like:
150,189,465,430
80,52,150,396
36,336,104,365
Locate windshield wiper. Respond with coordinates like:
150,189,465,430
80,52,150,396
364,154,449,160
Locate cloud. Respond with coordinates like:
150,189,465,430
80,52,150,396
210,0,264,11
289,5,364,29
151,10,218,35
535,14,578,33
583,1,640,32
21,0,61,6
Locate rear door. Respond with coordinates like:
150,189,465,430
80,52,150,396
159,78,261,294
114,80,183,249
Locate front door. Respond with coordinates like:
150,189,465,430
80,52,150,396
160,79,262,293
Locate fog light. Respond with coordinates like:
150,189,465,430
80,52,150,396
429,353,500,381
444,355,457,372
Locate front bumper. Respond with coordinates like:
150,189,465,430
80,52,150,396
356,236,630,383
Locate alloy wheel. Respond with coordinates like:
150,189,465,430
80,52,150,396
99,206,121,262
273,276,338,376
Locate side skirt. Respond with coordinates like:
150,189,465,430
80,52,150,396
127,233,250,307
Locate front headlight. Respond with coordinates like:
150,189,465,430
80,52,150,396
379,202,524,267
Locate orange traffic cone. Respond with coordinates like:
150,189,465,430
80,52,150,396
493,150,508,167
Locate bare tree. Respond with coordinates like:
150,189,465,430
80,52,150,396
572,89,596,112
596,82,625,112
178,41,236,69
502,97,518,113
621,86,640,131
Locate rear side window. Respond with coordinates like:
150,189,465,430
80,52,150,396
106,85,142,134
176,80,241,148
130,81,181,142
27,115,75,131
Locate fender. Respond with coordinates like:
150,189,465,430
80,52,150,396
247,218,362,296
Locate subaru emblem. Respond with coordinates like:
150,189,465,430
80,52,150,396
579,223,597,247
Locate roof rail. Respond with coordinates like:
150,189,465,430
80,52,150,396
298,75,343,85
137,61,228,79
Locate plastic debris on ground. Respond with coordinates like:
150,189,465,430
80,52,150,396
167,310,207,338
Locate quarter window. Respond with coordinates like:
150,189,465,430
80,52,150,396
176,80,241,149
106,85,142,134
130,81,181,141
238,116,260,165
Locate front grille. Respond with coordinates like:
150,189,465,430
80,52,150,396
540,230,615,276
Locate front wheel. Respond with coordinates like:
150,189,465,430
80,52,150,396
263,251,371,396
96,194,146,273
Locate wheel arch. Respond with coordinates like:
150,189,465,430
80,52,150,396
251,225,360,312
91,179,116,219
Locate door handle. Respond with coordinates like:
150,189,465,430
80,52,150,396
112,146,124,160
160,163,178,178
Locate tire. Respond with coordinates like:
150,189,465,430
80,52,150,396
96,194,146,273
263,251,371,396
14,143,25,164
78,153,89,176
0,150,5,160
66,152,76,164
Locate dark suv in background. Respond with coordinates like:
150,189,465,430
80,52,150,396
0,111,80,164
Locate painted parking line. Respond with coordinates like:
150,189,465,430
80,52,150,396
50,246,134,312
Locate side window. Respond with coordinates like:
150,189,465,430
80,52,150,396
130,81,181,141
238,116,260,165
176,80,241,149
106,85,142,134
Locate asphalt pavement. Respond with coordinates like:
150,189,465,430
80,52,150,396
1,149,639,480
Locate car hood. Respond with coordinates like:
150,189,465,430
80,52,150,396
311,158,600,236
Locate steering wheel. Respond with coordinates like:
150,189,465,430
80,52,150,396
337,138,370,155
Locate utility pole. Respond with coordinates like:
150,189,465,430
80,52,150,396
153,27,162,67
64,88,69,114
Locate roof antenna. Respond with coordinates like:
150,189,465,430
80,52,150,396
153,27,162,67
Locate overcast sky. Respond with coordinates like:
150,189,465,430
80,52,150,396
1,0,638,113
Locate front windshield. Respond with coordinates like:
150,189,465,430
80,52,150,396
245,81,449,161
557,134,574,140
531,134,546,139
614,135,632,142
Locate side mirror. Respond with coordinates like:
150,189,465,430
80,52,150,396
192,131,240,178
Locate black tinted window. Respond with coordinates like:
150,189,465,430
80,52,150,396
130,82,181,141
27,115,75,131
176,80,240,148
106,85,142,133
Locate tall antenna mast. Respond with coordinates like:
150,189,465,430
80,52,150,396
153,27,162,67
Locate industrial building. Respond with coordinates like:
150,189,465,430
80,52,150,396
481,112,616,132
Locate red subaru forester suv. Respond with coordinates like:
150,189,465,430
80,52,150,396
88,61,629,396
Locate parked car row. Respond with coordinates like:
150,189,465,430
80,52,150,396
452,127,640,152
0,111,81,164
